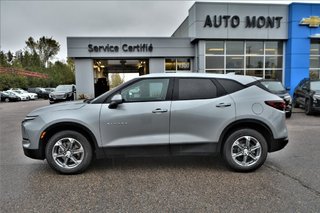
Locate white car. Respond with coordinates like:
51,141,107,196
10,89,38,100
7,90,30,101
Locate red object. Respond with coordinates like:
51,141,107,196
0,67,48,79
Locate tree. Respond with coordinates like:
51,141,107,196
7,51,13,63
0,51,9,67
110,73,124,88
25,36,60,67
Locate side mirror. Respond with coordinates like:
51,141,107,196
286,87,291,91
108,94,123,109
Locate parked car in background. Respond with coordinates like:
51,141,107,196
22,73,288,174
28,87,50,99
0,91,21,102
260,80,292,118
7,90,30,101
293,78,320,115
49,84,76,104
9,88,38,100
45,88,55,93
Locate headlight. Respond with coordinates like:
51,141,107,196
284,95,292,104
313,94,320,100
49,93,53,98
22,115,38,123
313,95,320,103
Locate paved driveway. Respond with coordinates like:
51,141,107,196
1,100,319,212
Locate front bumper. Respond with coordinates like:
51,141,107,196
23,146,45,160
269,137,289,152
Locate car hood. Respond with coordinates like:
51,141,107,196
28,101,87,116
313,90,320,95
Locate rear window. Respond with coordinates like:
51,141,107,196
177,78,217,100
260,81,285,92
216,79,245,94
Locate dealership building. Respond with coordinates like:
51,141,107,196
67,2,320,98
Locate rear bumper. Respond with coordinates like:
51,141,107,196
269,137,289,152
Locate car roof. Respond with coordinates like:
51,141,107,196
138,73,261,85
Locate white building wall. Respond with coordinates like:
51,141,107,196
198,40,206,73
74,59,95,99
149,58,165,73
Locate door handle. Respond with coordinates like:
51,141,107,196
152,108,168,113
216,103,231,108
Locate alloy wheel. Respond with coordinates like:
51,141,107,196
231,136,262,167
52,137,84,169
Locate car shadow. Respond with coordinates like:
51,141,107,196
88,155,228,172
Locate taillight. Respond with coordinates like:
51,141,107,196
265,100,286,111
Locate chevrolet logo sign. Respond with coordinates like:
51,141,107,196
300,16,320,28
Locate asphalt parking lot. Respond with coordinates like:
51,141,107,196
1,100,320,212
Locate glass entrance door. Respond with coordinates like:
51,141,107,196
93,59,149,97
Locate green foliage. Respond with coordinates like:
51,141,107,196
0,51,10,67
0,74,27,90
26,36,60,67
0,36,74,91
110,73,124,89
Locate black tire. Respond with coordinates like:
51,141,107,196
222,129,268,172
305,99,313,115
45,130,93,174
292,95,299,108
4,98,10,102
286,111,292,118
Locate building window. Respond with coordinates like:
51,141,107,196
310,39,320,79
165,58,191,72
205,40,284,81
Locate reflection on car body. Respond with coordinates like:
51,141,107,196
22,73,288,174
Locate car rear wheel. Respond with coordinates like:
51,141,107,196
4,98,10,102
286,111,292,118
45,130,92,174
305,99,313,115
292,95,299,108
223,129,268,172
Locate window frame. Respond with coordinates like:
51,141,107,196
103,78,174,104
310,39,320,79
165,58,192,72
172,77,224,101
205,40,284,81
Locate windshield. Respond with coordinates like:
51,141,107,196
13,90,23,94
311,81,320,90
261,81,285,92
55,85,73,92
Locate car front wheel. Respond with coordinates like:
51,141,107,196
45,130,93,174
305,99,313,115
223,129,268,172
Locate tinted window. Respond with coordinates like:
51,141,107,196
121,78,169,102
260,81,285,92
217,79,245,94
177,78,217,100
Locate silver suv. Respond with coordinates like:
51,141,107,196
22,73,288,174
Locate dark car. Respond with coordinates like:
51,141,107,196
0,91,21,102
293,78,320,115
49,85,76,104
260,80,292,118
28,87,50,99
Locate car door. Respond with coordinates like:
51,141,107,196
99,78,172,154
169,78,235,152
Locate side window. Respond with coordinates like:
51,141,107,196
121,78,170,102
177,78,217,100
216,79,245,94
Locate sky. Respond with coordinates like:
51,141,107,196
0,0,318,62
